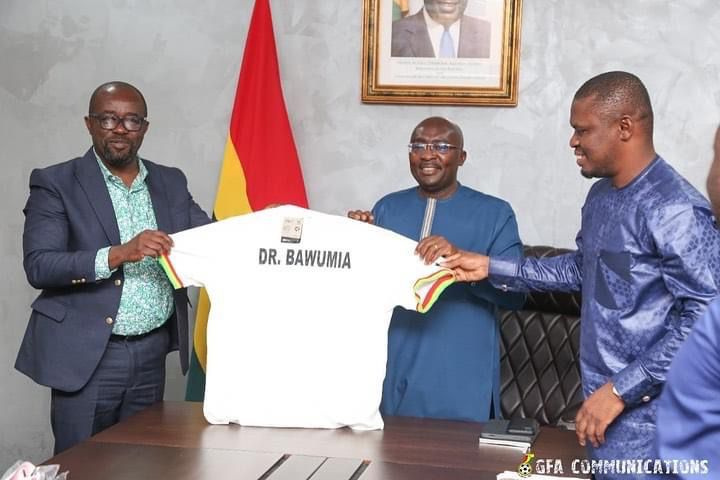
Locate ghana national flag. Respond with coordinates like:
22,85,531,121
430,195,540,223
185,0,308,401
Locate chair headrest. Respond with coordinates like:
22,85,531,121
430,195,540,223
522,245,582,316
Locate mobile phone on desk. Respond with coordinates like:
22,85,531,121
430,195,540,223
507,417,539,435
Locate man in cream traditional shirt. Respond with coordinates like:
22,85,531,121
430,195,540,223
391,0,491,58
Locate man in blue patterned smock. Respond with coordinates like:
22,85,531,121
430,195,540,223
17,81,210,454
418,72,720,477
348,116,525,422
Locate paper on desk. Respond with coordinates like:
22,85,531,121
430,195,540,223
497,471,585,480
0,461,67,480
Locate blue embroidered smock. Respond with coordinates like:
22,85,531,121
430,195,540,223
490,157,720,477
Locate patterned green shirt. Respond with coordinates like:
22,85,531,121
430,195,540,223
93,154,174,335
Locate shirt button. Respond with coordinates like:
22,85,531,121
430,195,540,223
501,284,508,292
105,317,114,325
114,279,122,286
642,395,651,403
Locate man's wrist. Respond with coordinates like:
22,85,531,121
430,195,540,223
108,244,125,270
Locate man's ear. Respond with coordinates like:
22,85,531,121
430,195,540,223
459,150,467,166
618,115,633,141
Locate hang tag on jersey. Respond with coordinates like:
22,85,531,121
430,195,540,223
281,217,304,243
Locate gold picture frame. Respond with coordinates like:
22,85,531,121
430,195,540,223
361,0,523,106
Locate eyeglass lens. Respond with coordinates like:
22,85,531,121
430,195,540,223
408,143,454,154
91,114,144,131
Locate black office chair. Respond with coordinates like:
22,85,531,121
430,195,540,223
498,245,583,427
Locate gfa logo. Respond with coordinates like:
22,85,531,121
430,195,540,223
517,451,535,478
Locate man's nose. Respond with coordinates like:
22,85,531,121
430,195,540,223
419,145,438,158
112,121,129,133
569,134,578,148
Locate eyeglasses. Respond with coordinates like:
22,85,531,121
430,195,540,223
88,113,146,132
408,143,460,154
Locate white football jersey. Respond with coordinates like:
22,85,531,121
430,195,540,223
160,205,454,430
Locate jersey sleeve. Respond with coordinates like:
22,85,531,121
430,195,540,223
412,266,456,313
378,229,455,313
159,221,223,289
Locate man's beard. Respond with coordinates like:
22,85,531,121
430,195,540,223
580,165,613,180
100,141,138,168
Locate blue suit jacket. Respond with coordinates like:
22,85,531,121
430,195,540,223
391,10,491,58
17,148,210,392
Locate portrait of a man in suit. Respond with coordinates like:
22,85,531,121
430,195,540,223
391,0,491,58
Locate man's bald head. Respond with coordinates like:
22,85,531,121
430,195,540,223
408,116,466,199
574,71,653,137
411,116,464,149
85,81,149,170
89,81,147,116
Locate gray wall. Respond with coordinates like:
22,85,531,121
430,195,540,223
1,0,718,467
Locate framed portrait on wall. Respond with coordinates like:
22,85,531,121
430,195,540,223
361,0,522,106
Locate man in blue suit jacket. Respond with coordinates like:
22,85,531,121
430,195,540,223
17,81,210,454
391,0,491,58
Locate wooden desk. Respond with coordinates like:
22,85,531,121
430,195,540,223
47,402,587,479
